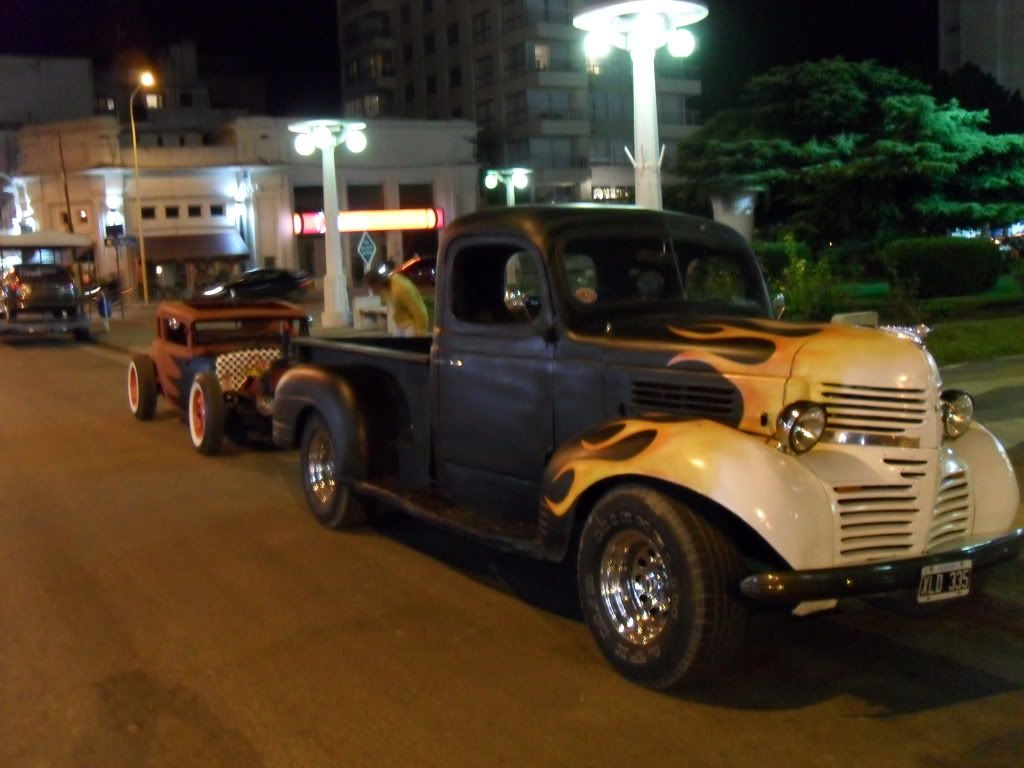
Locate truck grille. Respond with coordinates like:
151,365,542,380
928,466,972,549
818,382,929,435
833,482,921,559
630,379,738,419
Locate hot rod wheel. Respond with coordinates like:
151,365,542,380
188,372,225,455
127,355,158,420
577,485,748,688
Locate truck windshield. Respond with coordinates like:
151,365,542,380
558,235,770,329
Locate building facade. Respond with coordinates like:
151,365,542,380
337,0,703,203
12,114,478,296
940,0,1024,93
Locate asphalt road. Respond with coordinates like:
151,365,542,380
1,338,1022,768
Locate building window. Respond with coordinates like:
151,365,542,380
447,22,459,46
472,10,490,45
165,206,179,219
424,33,435,55
426,75,437,95
180,91,193,107
505,44,527,77
95,97,115,112
534,43,550,71
405,82,416,103
188,205,202,218
449,66,462,88
145,93,163,109
400,4,410,24
141,206,156,220
475,55,494,87
403,43,413,64
452,106,463,117
506,90,527,124
423,0,432,12
477,99,495,127
210,204,225,217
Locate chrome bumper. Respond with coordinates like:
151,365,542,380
740,527,1024,604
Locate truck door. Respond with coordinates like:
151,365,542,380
434,239,555,522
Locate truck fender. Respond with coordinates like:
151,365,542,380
954,422,1020,536
539,418,836,570
272,365,367,482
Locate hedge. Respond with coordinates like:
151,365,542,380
752,240,811,280
884,237,1002,299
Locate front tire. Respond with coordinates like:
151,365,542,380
128,355,158,421
577,485,748,689
188,372,224,455
299,412,366,529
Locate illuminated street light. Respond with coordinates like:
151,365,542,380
574,1,708,209
129,69,157,302
289,119,368,328
484,168,532,207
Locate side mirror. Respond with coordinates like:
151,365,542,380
772,292,786,319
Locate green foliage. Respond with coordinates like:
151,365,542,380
751,236,810,281
884,237,1002,299
778,250,848,321
822,240,886,280
1011,257,1024,292
677,58,1024,243
933,62,1024,135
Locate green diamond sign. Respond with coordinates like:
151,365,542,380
356,231,377,267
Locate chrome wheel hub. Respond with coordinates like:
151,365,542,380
306,427,336,506
599,529,673,646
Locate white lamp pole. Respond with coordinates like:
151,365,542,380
574,1,707,210
129,70,156,302
484,168,532,207
289,119,368,328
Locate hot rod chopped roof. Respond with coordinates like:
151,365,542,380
439,204,750,257
156,299,310,323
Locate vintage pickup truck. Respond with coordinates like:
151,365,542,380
273,205,1022,689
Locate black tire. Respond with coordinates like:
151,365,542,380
188,372,225,455
299,412,367,529
72,327,90,342
128,355,158,421
577,485,748,689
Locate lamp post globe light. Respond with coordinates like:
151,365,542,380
289,119,368,328
129,70,156,302
484,168,532,207
574,1,708,210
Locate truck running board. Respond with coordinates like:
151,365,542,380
355,480,546,558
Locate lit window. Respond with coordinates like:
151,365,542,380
145,93,163,109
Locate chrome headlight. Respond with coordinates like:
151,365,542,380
775,401,827,454
941,390,974,439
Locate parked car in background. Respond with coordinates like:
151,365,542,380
128,300,310,454
0,263,90,341
394,254,436,292
200,268,313,302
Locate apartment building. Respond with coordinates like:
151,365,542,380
337,0,703,203
940,0,1024,93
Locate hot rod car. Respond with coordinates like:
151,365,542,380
128,300,309,454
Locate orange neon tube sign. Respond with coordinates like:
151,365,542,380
293,207,445,235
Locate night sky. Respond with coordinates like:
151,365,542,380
0,0,940,115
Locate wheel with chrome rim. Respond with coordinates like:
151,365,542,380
577,485,748,689
188,372,224,455
128,355,157,421
299,412,366,529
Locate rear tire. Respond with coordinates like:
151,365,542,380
128,355,158,421
577,485,748,689
299,412,366,529
188,372,224,455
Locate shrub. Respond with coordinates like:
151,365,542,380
778,251,848,321
884,237,1002,299
752,236,811,282
823,240,887,281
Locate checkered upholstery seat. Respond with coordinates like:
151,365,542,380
214,347,282,392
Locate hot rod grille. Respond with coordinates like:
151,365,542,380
215,347,281,393
631,380,738,419
928,467,972,549
817,382,929,435
833,482,920,559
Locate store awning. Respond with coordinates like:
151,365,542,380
145,231,249,263
0,231,93,249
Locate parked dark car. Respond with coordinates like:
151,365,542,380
394,254,436,289
0,263,90,340
200,268,313,302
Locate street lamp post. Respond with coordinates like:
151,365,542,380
484,168,532,207
574,1,708,210
129,70,156,302
289,119,368,328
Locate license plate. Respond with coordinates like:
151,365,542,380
917,560,972,603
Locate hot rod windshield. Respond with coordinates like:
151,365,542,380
557,234,771,331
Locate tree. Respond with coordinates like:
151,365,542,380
674,58,1024,244
933,62,1024,135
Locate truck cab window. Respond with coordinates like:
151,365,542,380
450,243,543,324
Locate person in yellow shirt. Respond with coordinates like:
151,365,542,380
367,263,430,336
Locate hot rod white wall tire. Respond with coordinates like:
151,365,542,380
188,372,225,455
577,485,748,689
128,355,158,421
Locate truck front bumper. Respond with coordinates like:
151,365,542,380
740,527,1024,605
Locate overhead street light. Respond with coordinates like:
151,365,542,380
484,168,532,207
574,1,708,210
289,119,368,328
129,69,157,302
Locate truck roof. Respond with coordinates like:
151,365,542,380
440,204,749,256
